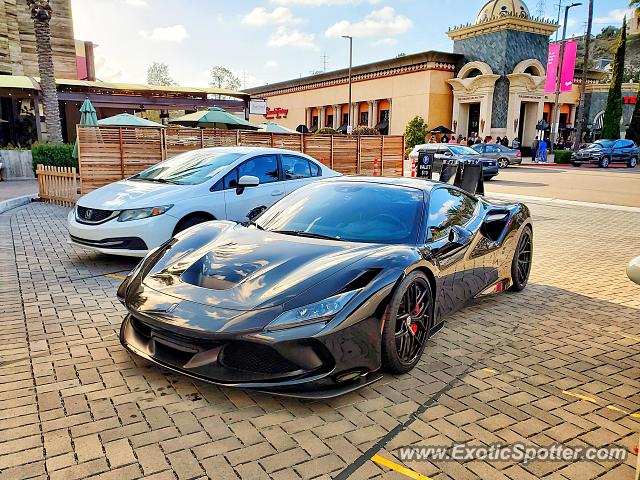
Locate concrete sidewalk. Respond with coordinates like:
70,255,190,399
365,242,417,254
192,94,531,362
0,179,38,202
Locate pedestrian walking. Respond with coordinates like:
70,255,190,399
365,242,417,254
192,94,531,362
531,136,539,163
441,134,449,143
538,138,548,163
512,137,520,149
449,136,457,144
501,137,509,147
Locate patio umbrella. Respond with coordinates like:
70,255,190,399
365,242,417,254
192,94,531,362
98,113,165,128
169,107,259,130
72,98,98,159
430,125,455,135
258,121,298,134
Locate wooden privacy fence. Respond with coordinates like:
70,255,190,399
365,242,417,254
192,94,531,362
77,126,405,193
36,164,78,206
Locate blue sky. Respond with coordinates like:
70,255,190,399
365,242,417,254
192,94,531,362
70,0,630,89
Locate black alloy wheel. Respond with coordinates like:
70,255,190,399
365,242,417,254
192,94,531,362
628,157,637,168
509,226,533,292
600,156,610,168
381,272,432,373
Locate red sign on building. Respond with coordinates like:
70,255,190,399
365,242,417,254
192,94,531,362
264,107,288,120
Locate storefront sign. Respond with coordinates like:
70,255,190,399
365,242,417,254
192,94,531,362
520,94,542,101
264,107,288,119
249,99,267,115
459,95,483,103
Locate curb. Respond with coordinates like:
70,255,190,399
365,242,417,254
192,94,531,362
486,192,640,213
0,194,38,214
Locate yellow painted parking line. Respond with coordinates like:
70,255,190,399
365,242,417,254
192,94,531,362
371,454,433,480
562,390,599,404
105,274,126,280
620,333,640,343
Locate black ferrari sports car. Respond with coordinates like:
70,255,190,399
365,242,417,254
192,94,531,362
118,176,533,398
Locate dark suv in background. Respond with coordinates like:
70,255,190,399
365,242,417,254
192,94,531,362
571,139,638,168
409,144,499,180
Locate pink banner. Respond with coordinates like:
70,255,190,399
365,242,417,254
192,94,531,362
545,41,578,93
545,43,560,93
561,40,578,92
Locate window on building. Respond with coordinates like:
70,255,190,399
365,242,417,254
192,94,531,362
360,111,368,126
327,115,333,127
311,116,319,127
380,110,390,122
342,113,349,125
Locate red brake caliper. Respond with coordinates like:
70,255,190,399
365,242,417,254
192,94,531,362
411,303,420,334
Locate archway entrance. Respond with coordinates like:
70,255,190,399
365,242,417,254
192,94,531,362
468,103,480,137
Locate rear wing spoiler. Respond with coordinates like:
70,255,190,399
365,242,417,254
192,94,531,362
416,151,484,196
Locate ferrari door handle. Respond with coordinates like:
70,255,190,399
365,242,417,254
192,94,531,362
271,191,284,196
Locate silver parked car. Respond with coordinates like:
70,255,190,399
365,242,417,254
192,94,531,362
472,144,522,168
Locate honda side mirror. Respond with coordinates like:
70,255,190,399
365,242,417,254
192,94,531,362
236,175,259,195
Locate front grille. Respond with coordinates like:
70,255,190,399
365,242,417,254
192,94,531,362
221,342,300,374
76,206,116,224
70,235,148,250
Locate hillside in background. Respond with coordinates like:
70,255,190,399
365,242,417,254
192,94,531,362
575,26,640,82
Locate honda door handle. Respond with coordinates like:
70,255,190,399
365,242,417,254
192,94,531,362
271,191,284,196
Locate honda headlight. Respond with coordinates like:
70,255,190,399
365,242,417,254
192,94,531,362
118,205,173,222
265,291,358,332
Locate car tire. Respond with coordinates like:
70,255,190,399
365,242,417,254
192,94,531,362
571,162,581,167
173,215,212,235
599,157,610,168
498,158,509,169
628,157,638,168
508,226,533,292
381,271,432,374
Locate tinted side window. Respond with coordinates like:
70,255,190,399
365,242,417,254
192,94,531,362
223,169,238,189
238,155,279,184
427,188,477,240
281,155,312,179
309,161,321,177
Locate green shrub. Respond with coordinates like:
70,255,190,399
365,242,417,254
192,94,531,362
404,116,428,152
553,150,573,164
350,126,380,136
31,143,77,173
315,127,338,135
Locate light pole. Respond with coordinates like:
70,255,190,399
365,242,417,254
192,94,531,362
550,2,581,150
573,0,593,150
342,35,353,133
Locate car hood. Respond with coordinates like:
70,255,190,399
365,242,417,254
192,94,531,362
141,223,381,311
77,179,194,210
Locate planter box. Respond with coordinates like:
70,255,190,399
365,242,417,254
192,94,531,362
0,150,35,180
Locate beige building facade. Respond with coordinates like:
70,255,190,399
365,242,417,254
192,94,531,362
247,52,461,136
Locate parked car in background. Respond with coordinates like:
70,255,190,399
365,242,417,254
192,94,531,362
571,139,638,168
68,147,338,257
408,144,499,180
471,143,522,168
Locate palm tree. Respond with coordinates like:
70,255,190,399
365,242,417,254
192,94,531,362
28,0,63,143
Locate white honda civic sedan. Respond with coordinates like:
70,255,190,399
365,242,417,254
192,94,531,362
68,147,339,257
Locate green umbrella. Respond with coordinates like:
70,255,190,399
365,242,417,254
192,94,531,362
257,121,299,134
169,106,259,130
73,98,98,159
98,113,165,128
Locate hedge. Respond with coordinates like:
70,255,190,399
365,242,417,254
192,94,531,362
31,143,77,173
552,150,573,164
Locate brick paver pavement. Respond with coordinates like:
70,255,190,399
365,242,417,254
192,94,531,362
0,200,638,480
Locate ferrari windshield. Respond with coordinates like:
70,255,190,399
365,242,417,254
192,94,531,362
256,181,424,244
131,151,242,185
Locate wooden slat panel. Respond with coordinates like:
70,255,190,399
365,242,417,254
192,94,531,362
36,164,78,206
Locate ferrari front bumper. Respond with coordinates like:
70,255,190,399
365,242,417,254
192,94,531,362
120,312,383,399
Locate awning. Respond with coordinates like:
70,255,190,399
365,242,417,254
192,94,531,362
376,120,389,131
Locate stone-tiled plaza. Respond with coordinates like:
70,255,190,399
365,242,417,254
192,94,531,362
1,200,638,480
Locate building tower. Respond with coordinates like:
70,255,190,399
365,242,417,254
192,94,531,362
446,0,558,145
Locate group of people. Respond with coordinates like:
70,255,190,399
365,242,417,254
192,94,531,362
430,133,521,149
531,136,548,163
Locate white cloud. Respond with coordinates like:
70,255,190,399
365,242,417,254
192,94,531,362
125,0,148,6
269,26,317,49
325,7,412,38
272,0,380,5
94,52,132,82
242,7,303,26
370,37,398,47
594,8,633,25
265,60,278,68
139,25,189,42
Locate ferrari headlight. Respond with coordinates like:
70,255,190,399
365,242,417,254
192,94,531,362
118,205,173,222
265,291,358,332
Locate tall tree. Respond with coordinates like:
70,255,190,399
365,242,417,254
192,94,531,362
146,62,177,86
601,17,626,139
208,67,241,91
28,0,63,143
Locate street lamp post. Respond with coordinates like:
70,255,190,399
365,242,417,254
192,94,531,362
550,2,581,150
342,35,353,133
